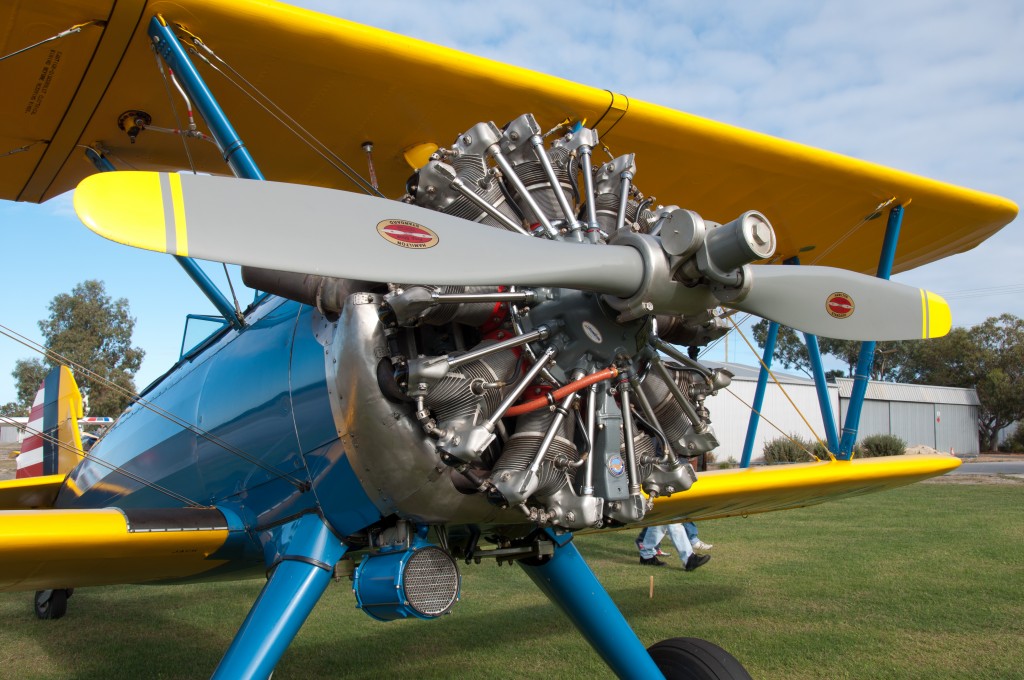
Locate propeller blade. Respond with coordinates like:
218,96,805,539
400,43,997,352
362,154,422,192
73,172,644,297
727,265,951,341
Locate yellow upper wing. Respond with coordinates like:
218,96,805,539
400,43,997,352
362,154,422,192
0,0,1016,274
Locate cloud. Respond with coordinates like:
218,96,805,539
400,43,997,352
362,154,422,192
318,0,1022,329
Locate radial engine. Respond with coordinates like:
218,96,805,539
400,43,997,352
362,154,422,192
247,113,775,532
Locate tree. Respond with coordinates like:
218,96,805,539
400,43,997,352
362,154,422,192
0,401,23,417
751,319,905,380
12,280,144,416
12,358,48,410
751,321,812,378
897,314,1024,451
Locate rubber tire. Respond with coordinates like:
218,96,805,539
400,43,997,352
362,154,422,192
647,637,752,680
34,589,69,620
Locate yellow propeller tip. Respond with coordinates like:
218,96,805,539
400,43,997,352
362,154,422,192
923,290,952,338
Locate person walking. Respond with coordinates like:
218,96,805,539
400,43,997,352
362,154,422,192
639,524,710,571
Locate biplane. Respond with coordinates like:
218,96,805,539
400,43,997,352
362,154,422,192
0,1,1017,678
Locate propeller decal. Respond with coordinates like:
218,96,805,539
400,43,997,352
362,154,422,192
376,220,439,249
825,292,855,319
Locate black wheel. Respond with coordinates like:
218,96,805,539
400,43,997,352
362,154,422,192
647,637,752,680
34,589,69,620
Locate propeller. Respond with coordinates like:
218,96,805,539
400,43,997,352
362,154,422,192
73,171,950,342
725,265,951,341
73,171,643,297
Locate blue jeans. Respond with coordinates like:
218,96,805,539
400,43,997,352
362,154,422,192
640,523,698,545
639,524,693,564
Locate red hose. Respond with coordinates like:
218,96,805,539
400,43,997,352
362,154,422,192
505,366,619,417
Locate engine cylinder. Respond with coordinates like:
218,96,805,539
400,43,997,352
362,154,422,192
639,367,700,457
492,409,578,498
509,146,575,226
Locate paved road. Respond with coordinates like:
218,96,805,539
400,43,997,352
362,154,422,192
952,461,1024,475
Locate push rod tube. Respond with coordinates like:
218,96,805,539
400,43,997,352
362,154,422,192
448,326,550,369
649,355,705,433
530,134,582,240
485,346,557,430
449,177,530,235
627,371,678,466
433,291,536,305
615,172,633,234
617,375,642,496
583,383,598,495
489,147,559,239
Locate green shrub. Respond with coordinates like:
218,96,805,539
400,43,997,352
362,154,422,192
762,435,819,464
859,433,906,457
998,425,1024,453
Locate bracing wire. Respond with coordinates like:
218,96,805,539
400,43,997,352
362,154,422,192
718,388,825,462
1,415,205,507
1,141,47,158
153,49,198,175
178,33,385,198
723,314,832,456
808,197,896,267
222,263,244,317
696,310,752,361
0,20,104,63
0,323,310,490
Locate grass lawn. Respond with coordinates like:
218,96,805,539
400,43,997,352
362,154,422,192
1,480,1021,679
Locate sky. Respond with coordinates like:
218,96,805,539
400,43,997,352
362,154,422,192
1,0,1022,406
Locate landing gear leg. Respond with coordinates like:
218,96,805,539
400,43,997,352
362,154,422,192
34,589,71,620
211,514,347,680
518,530,664,679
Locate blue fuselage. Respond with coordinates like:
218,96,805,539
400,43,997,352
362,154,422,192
56,296,381,538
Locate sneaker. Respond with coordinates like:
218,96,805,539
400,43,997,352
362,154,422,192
684,553,711,571
691,539,713,551
639,556,666,567
655,547,672,557
635,538,644,552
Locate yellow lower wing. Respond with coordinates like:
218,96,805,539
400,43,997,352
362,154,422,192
644,453,960,525
0,507,245,592
0,474,66,510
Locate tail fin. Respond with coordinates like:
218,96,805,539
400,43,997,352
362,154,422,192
15,366,84,478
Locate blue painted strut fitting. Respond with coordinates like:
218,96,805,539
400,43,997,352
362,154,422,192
212,513,347,679
84,147,116,172
519,531,665,679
